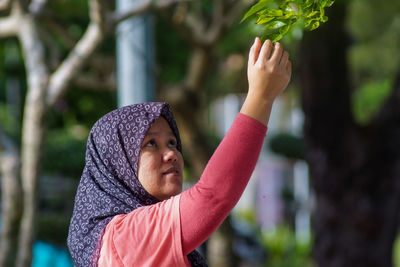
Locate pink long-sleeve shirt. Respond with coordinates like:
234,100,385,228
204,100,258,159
98,113,267,266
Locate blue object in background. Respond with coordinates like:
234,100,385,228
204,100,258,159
31,241,73,267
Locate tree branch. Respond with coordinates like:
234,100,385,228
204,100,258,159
18,16,49,92
38,12,78,48
184,10,206,41
88,54,115,73
72,73,116,91
46,0,106,107
46,22,103,106
157,7,198,47
111,0,194,25
185,47,210,89
162,0,249,46
0,15,19,38
0,0,24,38
224,0,249,28
37,24,63,70
158,2,210,47
212,0,224,30
16,14,48,267
0,0,27,38
204,0,249,44
374,66,400,124
0,128,17,160
29,0,47,15
0,128,22,267
89,0,104,25
0,0,11,10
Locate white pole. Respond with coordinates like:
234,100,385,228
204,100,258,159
116,0,155,107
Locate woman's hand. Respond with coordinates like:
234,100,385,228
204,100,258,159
248,37,291,102
240,37,292,125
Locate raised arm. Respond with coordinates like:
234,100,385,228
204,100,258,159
180,38,292,254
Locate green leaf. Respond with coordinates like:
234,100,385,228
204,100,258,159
241,0,335,41
279,24,291,35
309,21,320,30
319,6,325,17
262,8,284,17
306,10,319,18
281,11,296,19
304,0,314,8
286,2,299,13
269,33,284,42
319,0,328,8
304,18,313,27
241,0,273,22
265,20,287,30
326,0,335,7
257,15,275,24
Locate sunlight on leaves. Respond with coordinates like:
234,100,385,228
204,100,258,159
241,0,335,42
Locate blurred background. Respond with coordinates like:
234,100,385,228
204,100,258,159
0,0,399,266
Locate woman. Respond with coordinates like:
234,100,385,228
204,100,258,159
68,37,291,266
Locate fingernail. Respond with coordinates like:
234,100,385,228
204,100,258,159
254,37,258,44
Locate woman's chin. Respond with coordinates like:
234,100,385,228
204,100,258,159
161,186,182,200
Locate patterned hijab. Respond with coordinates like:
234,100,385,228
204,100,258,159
67,102,207,266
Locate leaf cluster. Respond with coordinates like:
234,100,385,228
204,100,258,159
241,0,334,41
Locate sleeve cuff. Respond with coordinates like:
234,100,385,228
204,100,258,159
237,112,268,135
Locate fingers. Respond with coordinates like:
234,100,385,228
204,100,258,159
286,60,292,75
249,38,290,71
257,39,273,64
270,42,283,64
280,50,289,66
249,37,261,65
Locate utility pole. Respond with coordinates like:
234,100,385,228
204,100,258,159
116,0,155,107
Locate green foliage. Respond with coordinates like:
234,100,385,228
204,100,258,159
155,16,189,83
235,208,258,225
37,213,71,245
241,0,334,41
42,89,116,178
347,0,399,128
0,104,21,143
0,40,26,145
1,39,25,76
43,129,87,177
347,0,400,86
269,133,305,160
393,233,400,267
352,79,392,125
261,225,313,267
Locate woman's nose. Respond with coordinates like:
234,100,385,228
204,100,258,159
163,149,177,162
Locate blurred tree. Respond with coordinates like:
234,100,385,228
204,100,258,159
0,0,263,266
155,1,253,265
241,0,334,42
0,128,21,267
298,1,400,267
0,0,189,266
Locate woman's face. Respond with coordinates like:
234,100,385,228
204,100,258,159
137,117,184,200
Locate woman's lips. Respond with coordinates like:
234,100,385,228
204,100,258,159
162,167,179,175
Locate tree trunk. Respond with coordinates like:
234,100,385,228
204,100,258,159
162,46,236,267
299,3,400,267
0,1,191,266
16,15,48,267
0,132,22,267
163,47,214,178
207,216,238,267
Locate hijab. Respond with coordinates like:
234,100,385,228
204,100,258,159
67,102,207,266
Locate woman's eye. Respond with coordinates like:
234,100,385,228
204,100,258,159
146,140,156,147
168,139,177,148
